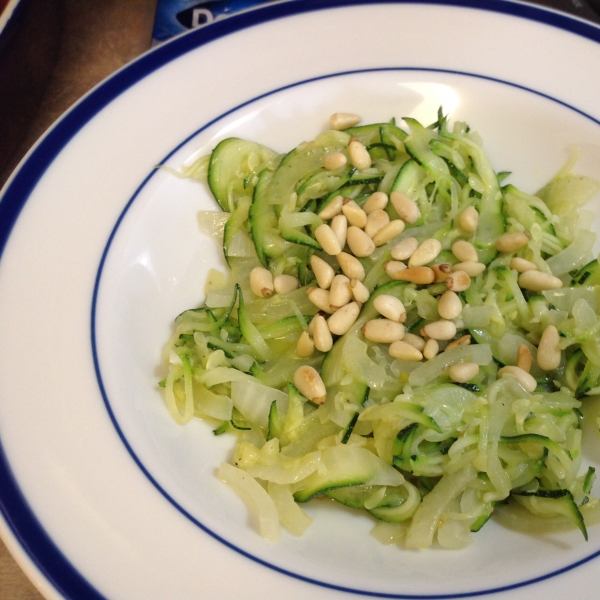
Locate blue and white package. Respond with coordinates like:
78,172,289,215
152,0,276,43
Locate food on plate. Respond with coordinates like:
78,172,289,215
160,108,600,548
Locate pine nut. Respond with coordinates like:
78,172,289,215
347,226,376,257
318,195,344,220
373,294,406,323
309,312,327,337
431,263,453,283
391,237,419,261
408,238,442,267
452,261,486,277
498,366,537,393
306,287,334,314
249,266,274,298
518,271,563,292
312,314,333,352
496,232,531,253
449,362,479,383
459,206,479,232
537,325,561,371
307,314,317,336
329,112,361,130
310,254,335,289
362,319,405,343
342,198,368,228
389,340,423,361
364,209,390,238
403,333,426,351
328,301,361,335
510,257,538,273
315,223,342,255
389,266,435,285
294,365,327,404
296,331,315,358
517,344,532,373
349,278,370,303
445,270,471,292
330,214,348,249
274,274,299,295
423,338,439,360
390,191,420,224
372,220,406,247
445,334,472,351
384,260,407,279
337,252,365,281
348,138,371,171
437,290,462,320
323,152,347,171
422,320,457,340
452,240,478,263
363,191,388,214
329,274,352,310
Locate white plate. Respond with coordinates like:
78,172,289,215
2,1,600,598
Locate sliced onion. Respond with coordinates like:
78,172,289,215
405,466,476,549
342,335,387,390
218,463,280,541
197,210,229,240
205,287,236,309
436,517,473,550
193,383,232,421
370,521,408,546
268,482,314,536
227,229,257,257
232,378,287,430
461,305,494,328
573,297,597,331
546,230,595,276
199,366,257,388
543,286,600,313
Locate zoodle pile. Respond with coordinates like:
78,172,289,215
161,109,600,549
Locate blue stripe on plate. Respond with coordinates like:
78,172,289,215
1,1,600,599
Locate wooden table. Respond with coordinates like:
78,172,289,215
0,0,158,188
0,0,598,597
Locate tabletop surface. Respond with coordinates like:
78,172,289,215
0,0,599,598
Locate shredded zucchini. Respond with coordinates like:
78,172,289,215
161,109,600,549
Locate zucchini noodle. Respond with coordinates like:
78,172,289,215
160,108,600,549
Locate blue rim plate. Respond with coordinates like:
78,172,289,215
2,2,600,599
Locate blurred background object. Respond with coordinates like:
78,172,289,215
150,0,600,43
152,0,277,42
0,0,158,189
589,0,600,15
